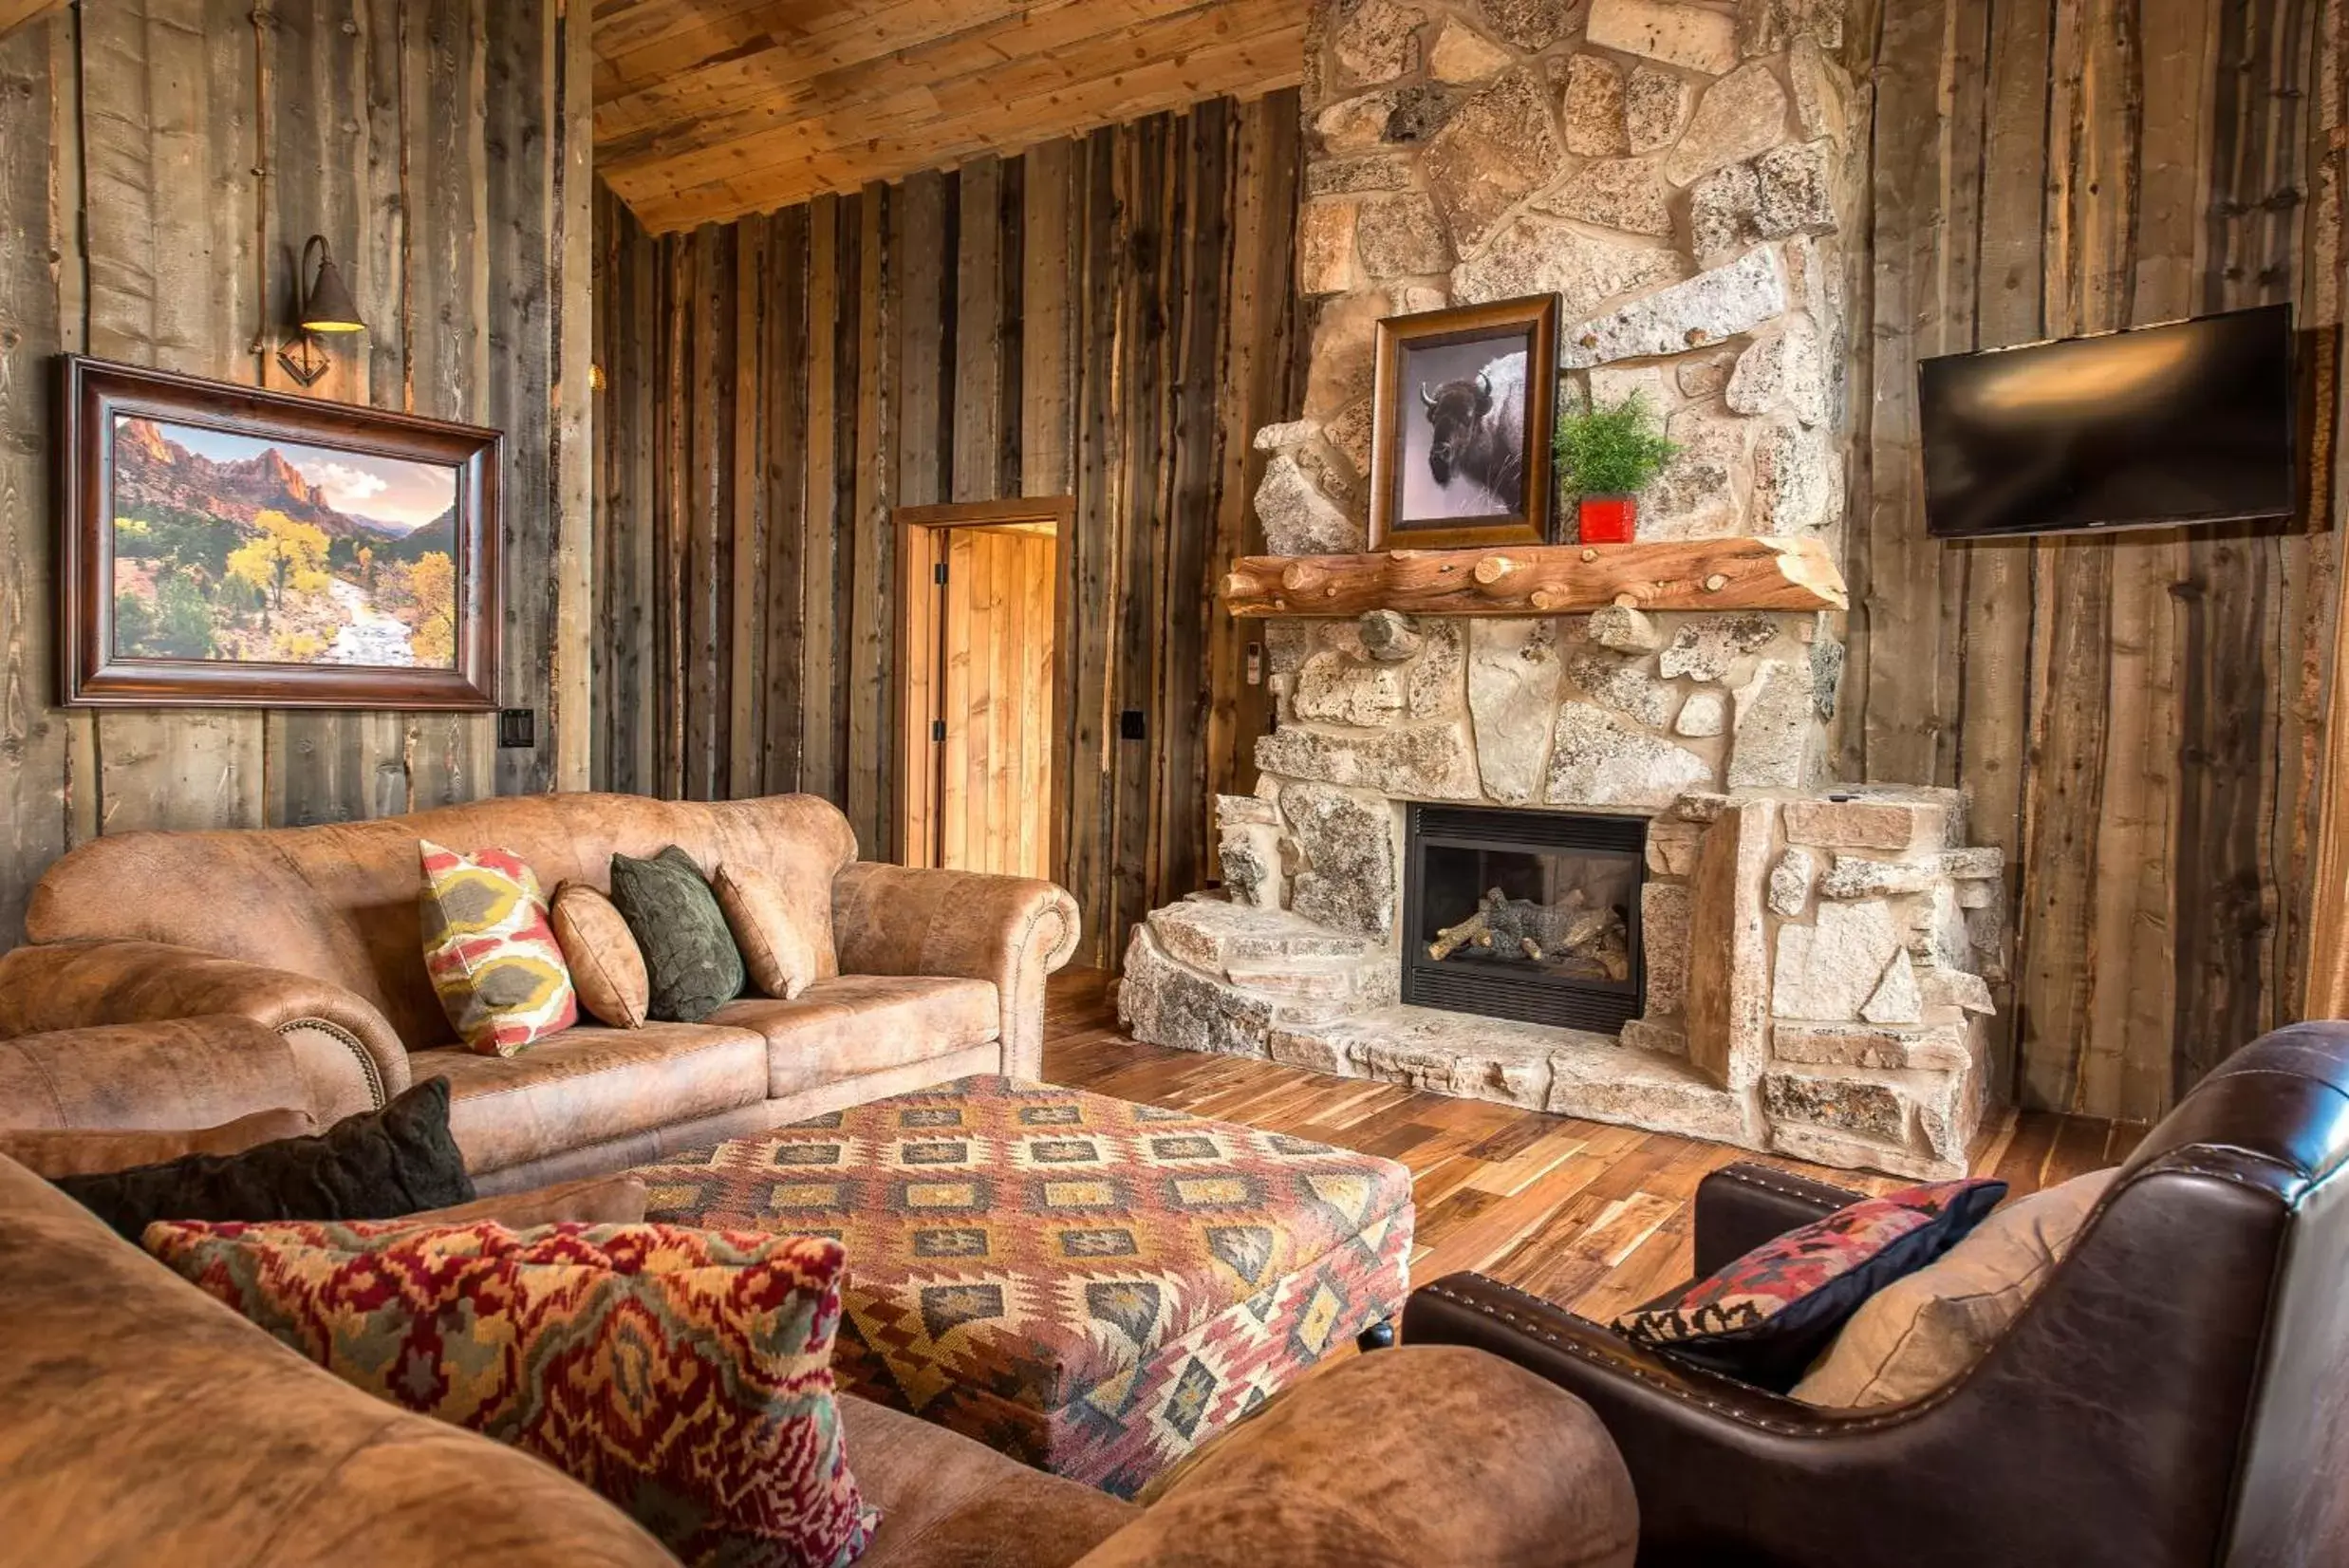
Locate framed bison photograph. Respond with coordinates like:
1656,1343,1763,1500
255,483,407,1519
57,356,502,710
1368,296,1558,551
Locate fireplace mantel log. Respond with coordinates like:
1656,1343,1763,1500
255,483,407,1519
1222,536,1850,618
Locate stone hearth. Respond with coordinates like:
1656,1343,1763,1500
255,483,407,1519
1118,0,2008,1181
1123,765,2004,1181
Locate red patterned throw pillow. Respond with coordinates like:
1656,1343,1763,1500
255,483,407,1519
1613,1179,2007,1391
145,1220,877,1568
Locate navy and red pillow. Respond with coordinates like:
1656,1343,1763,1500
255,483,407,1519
1613,1178,2007,1391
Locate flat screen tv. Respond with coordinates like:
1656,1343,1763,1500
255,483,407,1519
1918,303,2297,539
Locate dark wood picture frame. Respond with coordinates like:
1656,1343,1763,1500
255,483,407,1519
59,355,501,710
1368,295,1559,551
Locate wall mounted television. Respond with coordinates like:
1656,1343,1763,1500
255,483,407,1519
1917,303,2298,539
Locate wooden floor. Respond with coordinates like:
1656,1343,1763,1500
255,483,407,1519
1043,970,2146,1319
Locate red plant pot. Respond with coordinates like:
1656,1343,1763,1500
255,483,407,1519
1578,495,1637,544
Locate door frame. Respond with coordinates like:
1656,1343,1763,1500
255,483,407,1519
893,497,1075,873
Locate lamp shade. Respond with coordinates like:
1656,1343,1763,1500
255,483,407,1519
298,237,365,334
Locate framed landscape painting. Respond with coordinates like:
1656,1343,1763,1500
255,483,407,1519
59,357,500,709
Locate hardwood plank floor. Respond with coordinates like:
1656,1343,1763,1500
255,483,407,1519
1043,970,2140,1319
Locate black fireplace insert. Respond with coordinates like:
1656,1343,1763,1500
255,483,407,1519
1401,803,1646,1034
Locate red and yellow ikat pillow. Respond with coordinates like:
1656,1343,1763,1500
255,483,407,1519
419,839,578,1055
1613,1178,2007,1391
144,1218,878,1568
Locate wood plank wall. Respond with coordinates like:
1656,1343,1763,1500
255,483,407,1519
1849,0,2341,1121
0,0,592,943
593,93,1307,969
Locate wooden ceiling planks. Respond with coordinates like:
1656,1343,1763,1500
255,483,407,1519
0,0,68,40
593,0,1310,232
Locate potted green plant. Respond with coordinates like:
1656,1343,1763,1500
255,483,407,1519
1554,392,1679,544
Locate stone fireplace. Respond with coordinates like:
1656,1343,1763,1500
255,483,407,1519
1117,0,2009,1181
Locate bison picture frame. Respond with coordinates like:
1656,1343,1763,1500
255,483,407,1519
57,355,502,710
1368,295,1558,551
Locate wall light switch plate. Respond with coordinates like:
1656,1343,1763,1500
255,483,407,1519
1119,709,1147,740
497,709,536,750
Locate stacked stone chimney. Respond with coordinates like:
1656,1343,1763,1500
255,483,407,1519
1117,0,2011,1181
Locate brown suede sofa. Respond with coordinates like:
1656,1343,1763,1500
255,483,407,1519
0,1149,1639,1568
0,793,1080,1192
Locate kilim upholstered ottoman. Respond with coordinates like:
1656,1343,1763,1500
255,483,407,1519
630,1075,1414,1498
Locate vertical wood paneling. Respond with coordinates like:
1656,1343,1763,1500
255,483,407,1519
848,181,896,852
1855,0,2336,1120
727,213,769,800
0,0,587,935
265,0,405,828
406,0,496,812
83,0,268,834
762,205,810,795
0,22,70,941
593,91,1307,966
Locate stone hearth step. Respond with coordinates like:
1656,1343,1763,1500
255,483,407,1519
1265,1004,1757,1147
1222,956,1367,1001
1147,898,1375,976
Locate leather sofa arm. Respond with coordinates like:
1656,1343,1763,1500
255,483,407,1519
1692,1161,1864,1278
0,942,408,1119
1078,1345,1637,1568
830,864,1081,1081
0,1016,309,1134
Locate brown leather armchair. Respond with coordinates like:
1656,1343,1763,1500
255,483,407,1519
1405,1021,2349,1568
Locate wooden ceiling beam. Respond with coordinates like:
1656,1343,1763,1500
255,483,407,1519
596,0,1038,129
0,0,69,41
593,0,1309,233
597,0,1279,158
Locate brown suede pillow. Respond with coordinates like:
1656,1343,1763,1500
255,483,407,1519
0,1108,319,1180
1792,1168,2119,1408
715,863,828,1000
405,1175,650,1229
550,882,651,1030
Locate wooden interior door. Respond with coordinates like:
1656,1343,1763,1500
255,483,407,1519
897,503,1066,877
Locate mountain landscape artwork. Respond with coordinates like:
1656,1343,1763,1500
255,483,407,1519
109,415,461,671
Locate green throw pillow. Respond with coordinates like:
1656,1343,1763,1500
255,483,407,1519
608,846,746,1023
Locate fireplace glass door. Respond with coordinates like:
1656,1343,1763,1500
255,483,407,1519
1403,805,1647,1033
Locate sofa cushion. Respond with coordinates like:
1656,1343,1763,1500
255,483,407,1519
418,840,578,1056
842,1394,1134,1568
549,883,650,1030
708,976,1000,1098
422,1021,768,1176
609,847,747,1024
407,1174,651,1229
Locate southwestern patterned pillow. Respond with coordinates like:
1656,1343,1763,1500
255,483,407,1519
419,839,578,1055
1613,1178,2006,1391
144,1219,877,1568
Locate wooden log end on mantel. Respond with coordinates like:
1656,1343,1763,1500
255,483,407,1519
1221,535,1850,619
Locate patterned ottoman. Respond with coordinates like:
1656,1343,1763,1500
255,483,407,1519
632,1075,1413,1498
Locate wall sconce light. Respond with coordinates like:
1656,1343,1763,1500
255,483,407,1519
277,235,365,387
